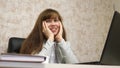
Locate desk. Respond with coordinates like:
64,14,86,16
0,61,120,68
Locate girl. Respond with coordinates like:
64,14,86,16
20,8,79,63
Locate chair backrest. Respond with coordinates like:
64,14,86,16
7,37,25,53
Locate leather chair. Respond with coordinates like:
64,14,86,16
7,37,25,53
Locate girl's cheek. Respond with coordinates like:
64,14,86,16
57,22,60,26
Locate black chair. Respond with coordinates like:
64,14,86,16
7,37,25,53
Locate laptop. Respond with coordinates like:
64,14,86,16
100,11,120,65
79,11,120,65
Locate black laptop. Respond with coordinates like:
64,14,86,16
80,11,120,65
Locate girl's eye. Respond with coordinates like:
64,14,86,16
45,19,59,23
54,19,59,22
46,19,51,23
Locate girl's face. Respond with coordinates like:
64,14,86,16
45,18,60,35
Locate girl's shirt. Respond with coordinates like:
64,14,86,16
37,39,79,64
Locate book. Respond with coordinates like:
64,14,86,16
0,53,46,63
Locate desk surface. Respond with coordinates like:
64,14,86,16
0,61,120,68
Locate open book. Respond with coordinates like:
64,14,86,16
0,53,46,63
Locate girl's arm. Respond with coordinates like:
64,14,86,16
57,39,79,63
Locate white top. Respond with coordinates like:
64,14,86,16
37,39,79,64
49,43,57,63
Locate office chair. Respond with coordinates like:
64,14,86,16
7,37,25,53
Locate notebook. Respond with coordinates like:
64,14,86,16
0,53,46,63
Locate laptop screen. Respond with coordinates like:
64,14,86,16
100,11,120,65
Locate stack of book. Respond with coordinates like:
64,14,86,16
0,53,46,63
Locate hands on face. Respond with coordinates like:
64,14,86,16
42,21,63,42
55,22,63,42
42,21,54,41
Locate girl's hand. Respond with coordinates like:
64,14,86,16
55,22,63,42
42,21,54,41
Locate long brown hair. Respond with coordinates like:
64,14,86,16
20,8,67,54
